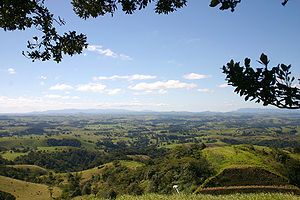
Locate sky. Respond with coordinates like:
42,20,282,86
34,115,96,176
0,0,300,113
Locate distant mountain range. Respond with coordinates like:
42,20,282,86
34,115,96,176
27,109,215,115
233,108,300,114
1,107,298,115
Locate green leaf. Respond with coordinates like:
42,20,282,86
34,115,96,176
209,0,220,7
260,53,269,66
244,58,251,67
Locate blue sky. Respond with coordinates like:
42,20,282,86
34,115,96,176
0,0,300,113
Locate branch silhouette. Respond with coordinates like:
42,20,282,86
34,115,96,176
223,53,300,109
0,0,289,62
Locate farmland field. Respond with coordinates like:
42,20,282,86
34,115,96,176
0,112,299,199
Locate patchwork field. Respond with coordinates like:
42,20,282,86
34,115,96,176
0,113,299,199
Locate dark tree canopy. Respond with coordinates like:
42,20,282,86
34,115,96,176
223,54,300,109
1,0,298,109
0,0,289,62
0,0,87,62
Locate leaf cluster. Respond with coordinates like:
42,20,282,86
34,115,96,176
223,53,300,109
209,0,289,12
71,0,187,18
209,0,241,12
0,0,290,62
0,0,87,62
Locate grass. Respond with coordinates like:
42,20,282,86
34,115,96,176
88,193,300,200
74,164,111,183
1,151,28,160
119,160,144,169
56,160,143,183
6,164,48,174
290,153,300,161
37,146,77,152
199,166,288,188
202,145,284,174
0,175,61,200
0,137,46,149
196,186,300,195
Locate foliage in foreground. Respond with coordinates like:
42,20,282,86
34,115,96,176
0,190,16,200
97,193,300,200
223,53,300,109
0,0,289,62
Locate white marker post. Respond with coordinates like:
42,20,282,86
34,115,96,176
173,185,179,194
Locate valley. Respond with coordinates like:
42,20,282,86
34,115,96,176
0,111,299,199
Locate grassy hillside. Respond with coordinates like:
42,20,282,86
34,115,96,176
90,193,300,200
78,160,142,181
202,145,286,174
1,151,28,161
0,175,61,200
0,114,299,199
7,164,48,174
0,137,45,149
200,166,289,188
55,160,143,183
196,186,300,195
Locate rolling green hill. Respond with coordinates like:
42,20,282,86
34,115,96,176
84,193,300,200
200,166,289,188
0,175,61,200
6,164,48,174
55,160,143,183
202,145,286,175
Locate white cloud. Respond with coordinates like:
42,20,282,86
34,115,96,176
44,94,80,100
87,45,132,60
76,83,106,93
7,68,16,75
44,94,61,99
87,45,117,57
39,75,47,86
198,88,214,93
93,74,156,81
39,75,47,80
129,80,197,91
158,89,168,94
0,95,166,113
183,73,210,80
219,83,229,88
101,49,117,57
119,54,132,61
105,89,122,95
49,82,121,95
49,84,73,91
128,74,156,81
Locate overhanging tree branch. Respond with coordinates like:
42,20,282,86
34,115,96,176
222,53,300,109
0,0,290,62
0,0,87,63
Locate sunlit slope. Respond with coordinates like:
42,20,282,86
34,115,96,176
56,160,143,183
7,164,48,174
202,145,286,174
0,175,61,200
113,193,300,200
